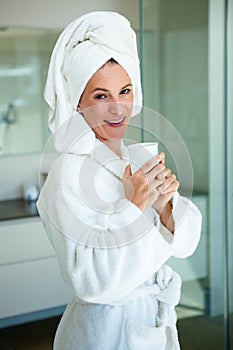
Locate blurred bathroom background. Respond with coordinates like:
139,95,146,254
0,0,232,349
0,28,56,155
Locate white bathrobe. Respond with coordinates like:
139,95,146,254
37,116,202,350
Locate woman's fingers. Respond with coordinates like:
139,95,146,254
122,153,179,212
135,154,166,184
157,168,171,180
122,161,166,212
158,173,179,194
139,153,163,174
122,163,132,179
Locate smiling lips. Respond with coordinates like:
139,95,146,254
103,116,126,127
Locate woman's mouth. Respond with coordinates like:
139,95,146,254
103,117,126,127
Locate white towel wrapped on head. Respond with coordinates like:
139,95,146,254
44,11,142,133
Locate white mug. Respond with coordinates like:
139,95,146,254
128,142,158,173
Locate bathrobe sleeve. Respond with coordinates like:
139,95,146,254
153,192,202,258
37,154,201,304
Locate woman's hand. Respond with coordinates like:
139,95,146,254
152,153,179,215
152,153,179,233
122,154,167,212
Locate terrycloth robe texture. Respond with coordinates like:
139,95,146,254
37,114,202,350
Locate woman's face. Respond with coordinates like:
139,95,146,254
77,62,133,142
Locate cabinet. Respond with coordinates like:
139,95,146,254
0,218,73,327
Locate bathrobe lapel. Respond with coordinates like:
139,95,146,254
90,140,129,180
64,114,130,181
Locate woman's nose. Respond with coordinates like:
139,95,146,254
108,101,124,115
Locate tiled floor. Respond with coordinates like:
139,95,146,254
0,313,232,350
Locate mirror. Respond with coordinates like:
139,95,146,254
0,27,61,156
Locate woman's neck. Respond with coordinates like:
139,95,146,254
96,135,122,157
105,139,122,157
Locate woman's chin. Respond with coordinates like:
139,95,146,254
95,125,127,142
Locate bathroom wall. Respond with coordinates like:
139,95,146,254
142,0,208,194
0,29,59,200
159,27,208,194
0,0,139,30
0,29,59,155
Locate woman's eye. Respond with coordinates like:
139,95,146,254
120,88,131,95
95,94,106,100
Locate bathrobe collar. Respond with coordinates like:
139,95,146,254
53,110,129,180
91,140,129,180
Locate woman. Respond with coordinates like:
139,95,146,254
37,11,202,350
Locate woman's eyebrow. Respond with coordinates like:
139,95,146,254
91,83,133,94
91,87,109,93
121,83,133,89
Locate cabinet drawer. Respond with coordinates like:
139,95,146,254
0,258,73,319
0,218,54,265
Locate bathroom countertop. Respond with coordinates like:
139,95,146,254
0,193,207,222
0,199,38,221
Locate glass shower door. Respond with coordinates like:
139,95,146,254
227,0,233,346
140,0,232,348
